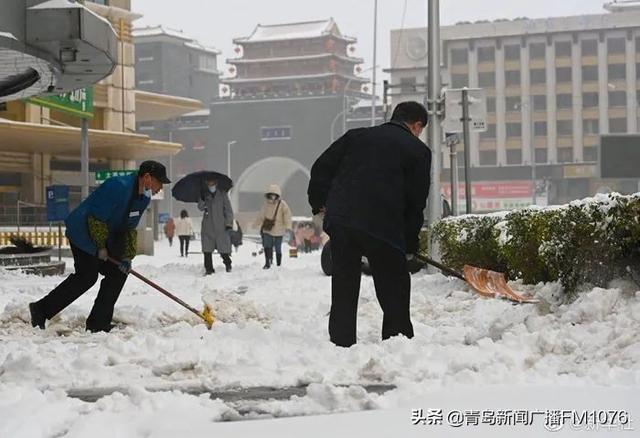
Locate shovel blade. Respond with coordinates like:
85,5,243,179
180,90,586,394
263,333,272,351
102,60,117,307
463,265,538,304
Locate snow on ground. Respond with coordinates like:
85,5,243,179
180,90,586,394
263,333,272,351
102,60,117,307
0,239,639,437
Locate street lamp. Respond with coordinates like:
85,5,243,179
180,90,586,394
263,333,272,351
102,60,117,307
227,140,237,179
513,99,537,205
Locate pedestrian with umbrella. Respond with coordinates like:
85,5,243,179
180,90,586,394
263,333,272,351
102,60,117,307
172,171,234,275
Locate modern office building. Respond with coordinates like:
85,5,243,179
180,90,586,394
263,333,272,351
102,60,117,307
388,4,640,207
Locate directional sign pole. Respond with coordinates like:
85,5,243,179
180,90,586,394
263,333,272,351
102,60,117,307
81,119,90,200
462,88,472,214
449,136,459,216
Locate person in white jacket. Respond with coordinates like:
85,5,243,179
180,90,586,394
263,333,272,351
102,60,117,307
254,184,292,269
174,209,194,257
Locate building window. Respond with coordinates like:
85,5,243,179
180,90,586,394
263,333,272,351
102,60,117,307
582,65,598,82
533,95,547,111
607,37,626,54
556,67,572,83
478,72,495,87
581,39,598,56
451,48,468,65
584,146,598,162
506,96,521,111
557,147,573,163
557,120,573,136
609,118,627,133
477,46,495,63
529,42,546,60
480,123,496,139
261,126,292,140
451,73,468,88
486,96,496,113
530,68,546,84
584,119,599,135
555,41,572,57
400,77,417,94
198,55,217,73
583,92,599,108
505,70,521,86
504,44,520,61
479,150,497,166
535,148,548,163
609,90,627,107
534,121,547,136
481,124,497,139
608,64,626,80
506,149,522,165
556,94,573,110
506,122,522,137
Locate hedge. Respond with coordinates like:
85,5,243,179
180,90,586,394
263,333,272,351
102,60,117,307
430,193,640,295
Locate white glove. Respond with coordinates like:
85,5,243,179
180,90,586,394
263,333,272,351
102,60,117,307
405,254,415,261
97,248,108,261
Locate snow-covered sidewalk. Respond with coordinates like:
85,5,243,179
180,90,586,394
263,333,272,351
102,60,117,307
0,240,638,437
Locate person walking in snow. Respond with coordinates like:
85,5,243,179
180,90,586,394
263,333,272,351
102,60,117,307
254,184,292,269
163,217,175,247
29,161,170,332
174,209,193,257
308,101,431,348
198,176,234,274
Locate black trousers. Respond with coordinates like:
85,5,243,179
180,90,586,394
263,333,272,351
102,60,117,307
36,244,127,331
179,235,190,255
328,225,413,347
204,252,232,272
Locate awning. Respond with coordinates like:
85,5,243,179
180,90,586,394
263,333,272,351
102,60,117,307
0,118,181,159
135,90,203,122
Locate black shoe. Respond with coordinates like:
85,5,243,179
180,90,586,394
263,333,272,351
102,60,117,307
86,323,116,333
263,263,271,270
29,302,46,330
225,265,232,273
276,254,282,266
204,269,215,276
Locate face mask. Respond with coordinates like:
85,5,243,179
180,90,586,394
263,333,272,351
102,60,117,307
208,186,217,194
143,187,153,198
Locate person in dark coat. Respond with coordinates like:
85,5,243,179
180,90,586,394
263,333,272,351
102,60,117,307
308,101,431,348
198,176,234,274
29,160,170,332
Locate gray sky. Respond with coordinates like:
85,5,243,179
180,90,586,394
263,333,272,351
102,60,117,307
132,0,607,83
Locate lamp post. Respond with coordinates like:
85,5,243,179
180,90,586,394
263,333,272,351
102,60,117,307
371,0,378,127
227,140,237,179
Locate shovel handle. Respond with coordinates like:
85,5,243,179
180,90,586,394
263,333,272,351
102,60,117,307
415,254,466,281
107,257,205,321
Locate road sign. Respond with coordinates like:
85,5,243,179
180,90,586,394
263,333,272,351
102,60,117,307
443,88,487,133
46,185,70,222
95,169,137,184
28,87,94,119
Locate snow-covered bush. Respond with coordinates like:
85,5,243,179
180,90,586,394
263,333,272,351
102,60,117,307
431,193,640,294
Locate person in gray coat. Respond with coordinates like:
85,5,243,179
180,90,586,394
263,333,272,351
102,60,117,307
198,176,234,274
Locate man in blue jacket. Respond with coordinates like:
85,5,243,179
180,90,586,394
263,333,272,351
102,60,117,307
29,160,170,332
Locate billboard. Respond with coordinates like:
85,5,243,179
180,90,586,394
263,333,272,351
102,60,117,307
600,135,640,179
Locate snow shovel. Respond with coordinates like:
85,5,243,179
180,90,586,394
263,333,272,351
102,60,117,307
108,257,215,328
415,255,538,304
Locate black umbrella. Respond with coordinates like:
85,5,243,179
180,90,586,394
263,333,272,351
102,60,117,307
171,171,233,203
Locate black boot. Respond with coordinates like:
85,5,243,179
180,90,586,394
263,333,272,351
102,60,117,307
29,302,46,330
263,248,272,269
204,252,215,275
222,254,232,273
276,252,282,267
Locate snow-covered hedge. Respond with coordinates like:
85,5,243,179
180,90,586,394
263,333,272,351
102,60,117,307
431,193,640,294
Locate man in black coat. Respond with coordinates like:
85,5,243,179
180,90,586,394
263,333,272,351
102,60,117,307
308,101,431,347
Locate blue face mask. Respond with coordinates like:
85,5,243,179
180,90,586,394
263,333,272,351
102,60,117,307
143,187,152,198
208,186,217,194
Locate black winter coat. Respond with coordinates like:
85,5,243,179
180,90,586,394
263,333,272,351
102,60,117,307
308,121,431,254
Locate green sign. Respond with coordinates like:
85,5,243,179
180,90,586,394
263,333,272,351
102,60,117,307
28,87,94,119
95,169,136,184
